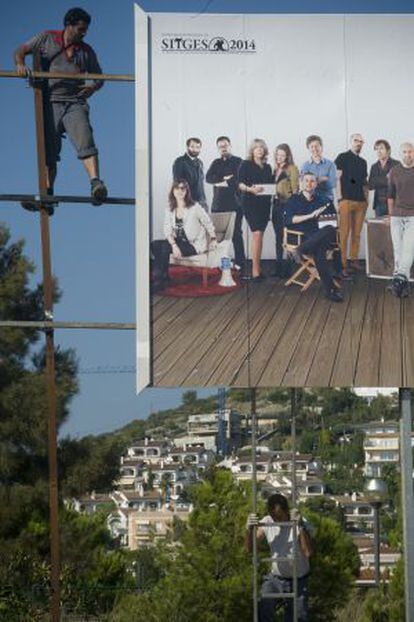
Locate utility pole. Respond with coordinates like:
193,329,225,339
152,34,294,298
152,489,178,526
400,388,414,622
251,388,258,622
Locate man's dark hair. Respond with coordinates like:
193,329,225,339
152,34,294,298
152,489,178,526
216,136,231,145
300,170,317,179
64,8,92,27
267,493,289,514
186,137,202,147
374,139,391,153
306,134,323,148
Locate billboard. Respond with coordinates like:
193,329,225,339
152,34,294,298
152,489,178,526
136,8,414,391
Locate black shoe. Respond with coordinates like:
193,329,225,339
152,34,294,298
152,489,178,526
21,200,39,212
20,200,55,216
325,288,344,303
333,270,354,282
390,274,409,298
91,178,108,206
240,271,252,281
251,274,266,283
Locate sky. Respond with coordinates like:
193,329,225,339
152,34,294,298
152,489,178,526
1,0,412,438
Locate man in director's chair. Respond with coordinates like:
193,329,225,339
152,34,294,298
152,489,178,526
283,171,345,302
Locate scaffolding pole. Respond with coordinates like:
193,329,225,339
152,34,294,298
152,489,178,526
0,193,134,205
400,388,414,622
251,388,259,622
291,389,299,622
30,51,61,622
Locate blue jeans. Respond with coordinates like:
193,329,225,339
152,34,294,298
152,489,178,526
259,574,309,622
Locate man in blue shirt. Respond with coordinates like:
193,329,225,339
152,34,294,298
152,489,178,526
284,173,343,302
300,135,337,205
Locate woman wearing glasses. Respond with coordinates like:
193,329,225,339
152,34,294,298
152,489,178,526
151,180,217,291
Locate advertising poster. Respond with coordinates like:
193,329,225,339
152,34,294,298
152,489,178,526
136,8,414,391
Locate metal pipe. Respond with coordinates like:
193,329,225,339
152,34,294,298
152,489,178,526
372,503,381,586
33,52,60,622
291,389,298,622
0,321,136,329
0,193,134,205
400,388,414,622
251,388,258,622
0,69,134,81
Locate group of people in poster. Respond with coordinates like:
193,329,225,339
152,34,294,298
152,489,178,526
151,133,414,301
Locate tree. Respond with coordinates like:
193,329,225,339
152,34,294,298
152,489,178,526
111,468,361,622
302,497,346,529
0,226,132,618
303,510,360,622
110,468,255,622
182,390,198,408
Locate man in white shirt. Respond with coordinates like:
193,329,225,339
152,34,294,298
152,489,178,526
246,493,313,622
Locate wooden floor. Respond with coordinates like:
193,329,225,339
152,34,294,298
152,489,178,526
152,275,414,388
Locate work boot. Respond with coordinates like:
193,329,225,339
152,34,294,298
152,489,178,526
91,178,108,206
43,188,57,216
21,188,56,216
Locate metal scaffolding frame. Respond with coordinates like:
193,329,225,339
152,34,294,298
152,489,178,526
1,64,134,622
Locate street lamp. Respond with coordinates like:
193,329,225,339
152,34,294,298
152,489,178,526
365,478,388,586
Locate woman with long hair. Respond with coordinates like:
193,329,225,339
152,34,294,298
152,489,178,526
150,180,217,291
238,139,273,281
271,143,299,276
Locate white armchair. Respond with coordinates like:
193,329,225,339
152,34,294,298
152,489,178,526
169,212,236,287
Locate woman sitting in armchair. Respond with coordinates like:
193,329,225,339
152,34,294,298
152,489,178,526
151,180,217,292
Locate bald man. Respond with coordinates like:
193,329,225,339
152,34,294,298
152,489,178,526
387,142,414,297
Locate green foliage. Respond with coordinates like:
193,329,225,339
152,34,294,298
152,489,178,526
182,390,198,406
299,429,318,454
110,469,254,622
266,389,291,405
59,434,125,497
0,226,134,618
324,464,365,495
303,510,360,622
359,560,404,622
302,496,346,528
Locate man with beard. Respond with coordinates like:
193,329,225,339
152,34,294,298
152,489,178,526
387,142,414,297
14,7,107,214
368,139,399,217
173,137,208,210
206,136,245,270
335,134,368,273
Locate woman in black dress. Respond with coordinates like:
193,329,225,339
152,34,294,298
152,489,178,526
238,139,273,280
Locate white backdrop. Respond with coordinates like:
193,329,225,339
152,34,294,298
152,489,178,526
148,13,414,259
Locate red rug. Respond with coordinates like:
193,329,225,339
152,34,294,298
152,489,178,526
155,265,240,297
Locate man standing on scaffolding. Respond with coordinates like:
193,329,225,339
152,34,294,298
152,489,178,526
14,7,107,214
246,493,313,622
